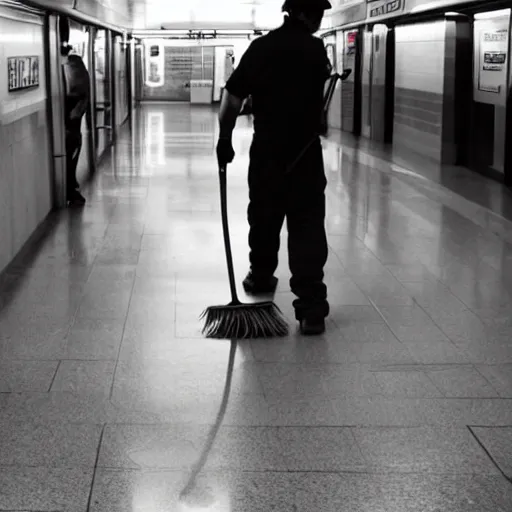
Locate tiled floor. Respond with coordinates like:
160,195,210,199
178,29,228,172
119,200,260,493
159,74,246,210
1,103,512,510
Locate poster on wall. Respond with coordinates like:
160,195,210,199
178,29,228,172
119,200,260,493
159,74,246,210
346,31,357,55
8,56,39,92
335,30,344,73
326,43,336,71
478,29,508,94
145,44,165,88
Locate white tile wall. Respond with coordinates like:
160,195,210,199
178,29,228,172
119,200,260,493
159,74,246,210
394,20,447,162
0,10,52,273
395,22,446,94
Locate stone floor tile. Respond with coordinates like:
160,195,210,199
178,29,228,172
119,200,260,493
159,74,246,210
352,426,500,474
403,340,471,364
337,322,399,344
378,305,450,343
331,305,386,327
278,427,368,471
471,427,512,478
98,423,209,469
62,318,125,360
350,341,417,364
90,470,298,512
112,359,264,400
476,364,512,397
0,467,93,511
76,290,132,320
0,420,102,467
51,361,116,396
0,361,58,392
372,369,442,398
352,274,414,306
250,331,357,364
426,366,500,398
294,472,388,512
374,473,511,512
204,426,288,471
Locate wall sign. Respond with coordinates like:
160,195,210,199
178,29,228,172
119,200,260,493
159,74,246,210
367,0,406,21
145,43,165,88
346,30,357,55
8,56,39,92
478,29,508,93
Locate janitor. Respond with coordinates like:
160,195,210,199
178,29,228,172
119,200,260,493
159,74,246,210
217,0,332,335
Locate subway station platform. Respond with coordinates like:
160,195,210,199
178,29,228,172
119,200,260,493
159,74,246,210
1,104,512,510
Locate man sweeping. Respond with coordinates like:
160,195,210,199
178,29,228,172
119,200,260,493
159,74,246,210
216,0,332,335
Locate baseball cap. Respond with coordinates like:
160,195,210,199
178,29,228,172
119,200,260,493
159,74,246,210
282,0,332,12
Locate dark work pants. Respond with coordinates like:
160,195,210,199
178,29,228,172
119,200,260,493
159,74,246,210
247,135,329,320
65,120,82,198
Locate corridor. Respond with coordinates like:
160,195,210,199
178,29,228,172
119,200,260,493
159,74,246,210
1,103,512,510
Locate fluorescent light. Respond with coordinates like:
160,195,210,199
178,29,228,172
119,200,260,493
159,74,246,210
411,1,446,14
474,9,510,20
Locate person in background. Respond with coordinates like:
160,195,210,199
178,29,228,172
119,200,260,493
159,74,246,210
216,0,332,335
62,43,90,206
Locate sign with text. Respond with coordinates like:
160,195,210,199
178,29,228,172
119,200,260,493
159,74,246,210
478,29,508,94
367,0,406,21
8,56,39,92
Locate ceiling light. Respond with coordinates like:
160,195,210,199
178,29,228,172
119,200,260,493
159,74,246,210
474,9,511,20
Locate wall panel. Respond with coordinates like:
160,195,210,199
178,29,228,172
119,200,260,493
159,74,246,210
0,7,52,273
393,20,446,161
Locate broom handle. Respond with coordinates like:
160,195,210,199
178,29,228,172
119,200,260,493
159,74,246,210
219,165,239,303
286,72,342,174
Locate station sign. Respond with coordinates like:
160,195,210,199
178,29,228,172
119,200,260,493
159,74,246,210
366,0,406,22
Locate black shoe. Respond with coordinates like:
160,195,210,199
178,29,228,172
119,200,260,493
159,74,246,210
300,317,326,336
242,272,278,295
67,191,86,207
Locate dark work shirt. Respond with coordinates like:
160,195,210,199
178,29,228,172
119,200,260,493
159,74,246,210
225,17,331,145
62,54,90,127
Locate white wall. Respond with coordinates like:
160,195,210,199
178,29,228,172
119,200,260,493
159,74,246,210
393,20,447,161
0,6,52,273
395,21,446,94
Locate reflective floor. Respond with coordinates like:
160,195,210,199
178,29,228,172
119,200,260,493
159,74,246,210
1,103,512,511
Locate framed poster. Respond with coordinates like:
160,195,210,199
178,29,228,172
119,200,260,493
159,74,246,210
8,56,40,92
478,28,508,94
326,43,336,71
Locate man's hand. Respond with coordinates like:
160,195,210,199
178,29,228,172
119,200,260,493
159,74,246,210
217,138,235,168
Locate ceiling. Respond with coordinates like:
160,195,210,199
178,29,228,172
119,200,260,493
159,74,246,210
131,0,286,30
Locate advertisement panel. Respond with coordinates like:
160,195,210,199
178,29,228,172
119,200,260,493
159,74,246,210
478,29,508,94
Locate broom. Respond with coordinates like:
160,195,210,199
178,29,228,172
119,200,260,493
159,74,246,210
200,164,289,339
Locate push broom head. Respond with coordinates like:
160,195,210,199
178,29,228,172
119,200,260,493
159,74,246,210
200,301,289,339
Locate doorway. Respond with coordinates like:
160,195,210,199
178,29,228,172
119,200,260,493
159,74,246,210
93,29,113,160
469,8,510,178
360,24,395,143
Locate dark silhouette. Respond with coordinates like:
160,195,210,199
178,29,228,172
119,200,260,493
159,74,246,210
216,0,333,335
62,44,90,206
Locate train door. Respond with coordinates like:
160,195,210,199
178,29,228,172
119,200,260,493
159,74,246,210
342,29,362,134
360,24,394,143
469,8,510,178
361,27,373,138
93,28,114,160
371,24,394,143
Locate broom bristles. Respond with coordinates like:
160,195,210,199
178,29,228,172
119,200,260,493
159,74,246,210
200,301,289,339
